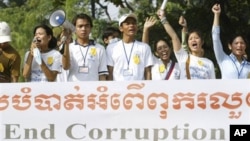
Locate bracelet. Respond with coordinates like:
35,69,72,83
161,17,168,24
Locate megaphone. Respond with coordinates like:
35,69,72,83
49,9,75,32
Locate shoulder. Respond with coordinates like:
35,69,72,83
93,43,105,50
106,40,122,50
7,45,20,54
49,49,61,55
202,57,214,65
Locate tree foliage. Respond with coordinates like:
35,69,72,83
0,0,250,80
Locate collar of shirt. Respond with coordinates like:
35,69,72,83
229,53,248,65
74,39,95,47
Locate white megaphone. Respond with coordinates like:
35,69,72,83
49,9,75,32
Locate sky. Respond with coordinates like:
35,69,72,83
107,2,120,20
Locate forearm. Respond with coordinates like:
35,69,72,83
40,61,57,82
22,53,33,81
107,66,113,80
99,74,107,81
62,43,70,70
11,76,19,82
162,19,181,52
142,27,150,44
144,66,152,80
213,13,220,26
181,28,188,50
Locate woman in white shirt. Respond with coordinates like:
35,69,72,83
212,3,250,79
23,24,62,82
142,17,180,80
157,9,215,79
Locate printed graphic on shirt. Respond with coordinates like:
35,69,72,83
90,47,96,57
189,63,210,79
47,57,54,65
133,54,140,65
159,64,165,73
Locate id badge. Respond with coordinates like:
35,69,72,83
123,69,133,76
79,66,89,73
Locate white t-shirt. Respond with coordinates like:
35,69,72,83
151,56,180,80
24,49,62,82
106,40,154,81
67,42,108,81
175,48,216,79
56,55,68,82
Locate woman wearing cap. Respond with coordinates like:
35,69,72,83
157,9,215,79
106,13,154,81
212,4,250,79
22,24,62,82
0,21,21,82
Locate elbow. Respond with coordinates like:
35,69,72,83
63,65,70,70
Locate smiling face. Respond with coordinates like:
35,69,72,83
155,40,171,62
229,36,247,58
188,31,203,55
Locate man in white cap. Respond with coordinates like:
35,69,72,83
106,13,154,81
0,21,21,82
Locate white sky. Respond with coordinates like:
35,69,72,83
107,2,120,20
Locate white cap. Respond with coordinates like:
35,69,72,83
0,21,11,43
118,13,137,26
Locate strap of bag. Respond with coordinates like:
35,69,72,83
165,62,175,80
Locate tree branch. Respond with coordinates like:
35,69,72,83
96,1,112,21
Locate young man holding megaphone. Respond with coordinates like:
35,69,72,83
60,13,108,81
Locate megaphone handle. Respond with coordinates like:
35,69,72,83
61,36,67,44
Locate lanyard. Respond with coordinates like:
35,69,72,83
229,56,245,78
79,45,90,66
122,41,135,69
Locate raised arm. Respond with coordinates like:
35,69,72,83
178,15,188,51
61,28,72,70
212,4,220,26
157,9,181,52
212,4,227,63
142,16,157,44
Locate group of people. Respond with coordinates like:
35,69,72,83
0,3,249,83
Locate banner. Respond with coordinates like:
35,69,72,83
0,80,250,141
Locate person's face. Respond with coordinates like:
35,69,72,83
229,36,246,57
188,32,203,54
119,17,137,36
0,42,8,48
75,18,92,40
155,40,171,61
34,27,51,49
106,32,120,44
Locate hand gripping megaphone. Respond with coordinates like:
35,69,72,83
49,9,75,32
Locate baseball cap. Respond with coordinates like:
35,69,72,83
119,13,137,26
0,21,11,43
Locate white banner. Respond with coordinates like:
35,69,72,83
0,80,250,141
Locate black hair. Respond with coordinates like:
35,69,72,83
228,33,249,48
186,29,204,43
72,13,93,27
153,38,171,52
33,24,57,49
102,27,121,41
153,38,177,62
